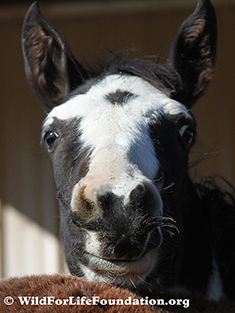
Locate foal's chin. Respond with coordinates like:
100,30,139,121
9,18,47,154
80,247,160,289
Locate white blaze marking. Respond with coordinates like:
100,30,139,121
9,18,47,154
43,75,191,202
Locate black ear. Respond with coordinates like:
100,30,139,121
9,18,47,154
22,2,88,110
167,0,217,108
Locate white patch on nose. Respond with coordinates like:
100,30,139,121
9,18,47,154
85,230,101,256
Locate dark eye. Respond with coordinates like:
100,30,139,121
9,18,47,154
179,125,194,147
44,131,59,150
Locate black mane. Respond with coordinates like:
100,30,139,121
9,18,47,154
195,178,235,299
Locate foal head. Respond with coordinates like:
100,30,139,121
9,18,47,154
22,0,217,290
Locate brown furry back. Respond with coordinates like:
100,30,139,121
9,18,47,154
0,274,235,312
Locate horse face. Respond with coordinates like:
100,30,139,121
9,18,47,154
22,0,217,290
42,73,195,286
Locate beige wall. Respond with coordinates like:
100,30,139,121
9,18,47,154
0,1,235,278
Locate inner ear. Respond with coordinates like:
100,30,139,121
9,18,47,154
167,0,217,108
22,2,87,110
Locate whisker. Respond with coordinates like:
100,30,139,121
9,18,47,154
162,182,175,191
130,278,137,289
153,176,163,184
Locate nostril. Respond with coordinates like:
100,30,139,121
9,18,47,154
129,183,146,205
135,183,146,195
133,183,145,196
129,182,162,216
77,185,88,208
72,183,94,213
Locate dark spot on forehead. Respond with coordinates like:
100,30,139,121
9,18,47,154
105,89,137,105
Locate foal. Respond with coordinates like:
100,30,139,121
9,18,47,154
22,0,235,300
